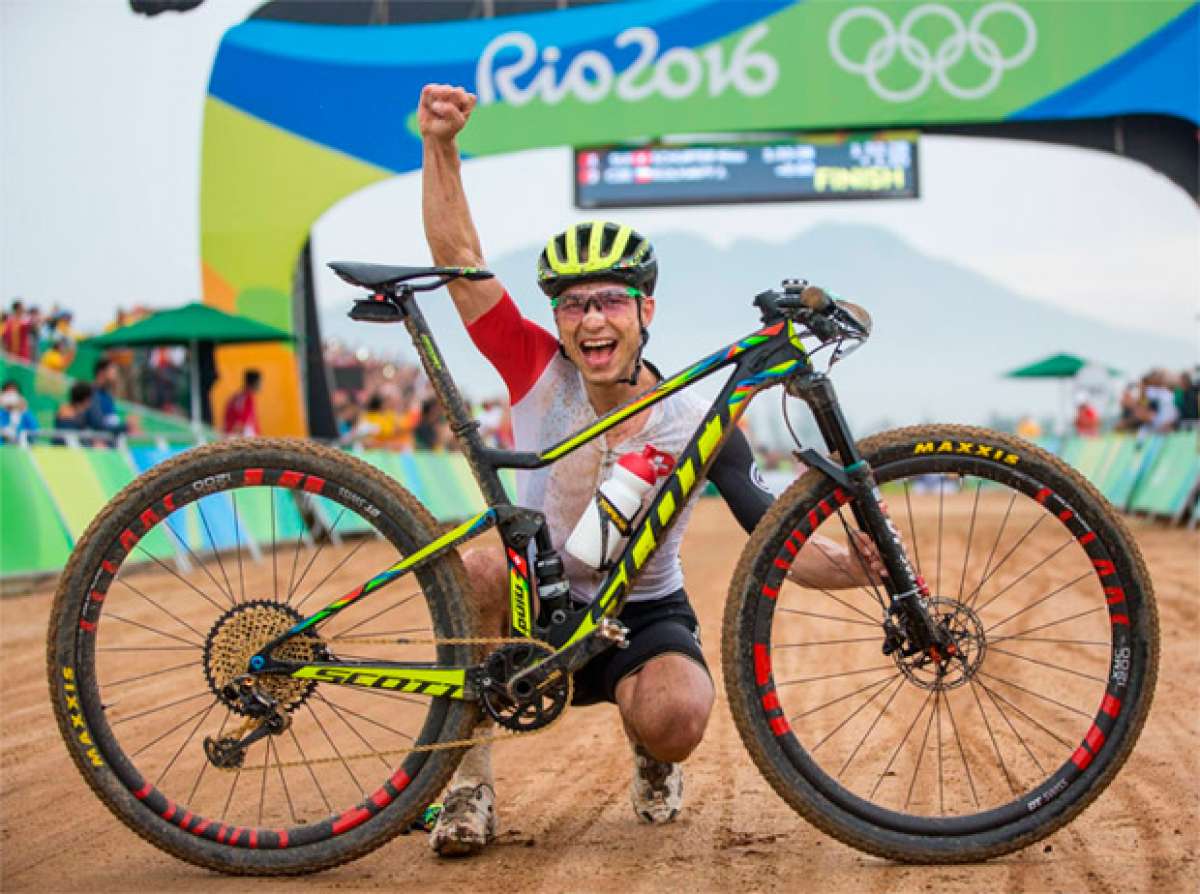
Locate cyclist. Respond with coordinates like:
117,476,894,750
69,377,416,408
417,83,883,857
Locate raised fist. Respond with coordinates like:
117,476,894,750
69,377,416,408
418,83,477,142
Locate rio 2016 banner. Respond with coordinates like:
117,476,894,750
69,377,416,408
200,0,1198,435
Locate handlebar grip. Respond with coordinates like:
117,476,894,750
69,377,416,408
800,284,833,313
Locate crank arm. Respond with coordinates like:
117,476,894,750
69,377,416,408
507,618,628,697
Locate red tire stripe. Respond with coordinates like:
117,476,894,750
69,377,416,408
753,644,771,686
1101,694,1121,718
244,468,263,485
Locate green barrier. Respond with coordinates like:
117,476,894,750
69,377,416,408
407,453,468,522
1093,436,1137,503
28,445,175,562
1107,436,1164,510
499,468,519,502
1129,431,1200,518
1067,437,1119,483
0,446,73,578
233,488,308,551
446,454,486,514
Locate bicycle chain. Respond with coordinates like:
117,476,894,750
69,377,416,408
219,635,571,772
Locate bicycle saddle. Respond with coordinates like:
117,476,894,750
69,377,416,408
329,261,492,290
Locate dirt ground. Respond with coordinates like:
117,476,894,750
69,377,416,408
2,499,1197,893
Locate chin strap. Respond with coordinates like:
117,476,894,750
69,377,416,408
625,298,649,387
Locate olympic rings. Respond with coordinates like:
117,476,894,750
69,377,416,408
828,2,1037,102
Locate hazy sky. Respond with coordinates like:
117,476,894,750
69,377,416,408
4,1,1197,383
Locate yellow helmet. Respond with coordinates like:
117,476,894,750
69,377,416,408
536,221,657,298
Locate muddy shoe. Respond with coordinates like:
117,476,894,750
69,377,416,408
429,783,497,857
631,744,683,824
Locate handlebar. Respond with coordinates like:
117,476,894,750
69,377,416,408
753,279,870,344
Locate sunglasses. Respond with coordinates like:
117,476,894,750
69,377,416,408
551,287,641,321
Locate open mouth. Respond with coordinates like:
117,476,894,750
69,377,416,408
578,338,618,370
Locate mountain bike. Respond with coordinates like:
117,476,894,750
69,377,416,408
47,265,1158,874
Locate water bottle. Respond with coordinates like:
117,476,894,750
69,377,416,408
565,445,671,569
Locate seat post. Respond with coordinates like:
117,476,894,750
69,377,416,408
396,288,509,507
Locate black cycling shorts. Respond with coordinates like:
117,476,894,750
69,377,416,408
570,588,709,707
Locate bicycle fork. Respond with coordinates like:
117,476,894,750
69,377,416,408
790,374,952,660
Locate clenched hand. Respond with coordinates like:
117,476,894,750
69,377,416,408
418,83,477,142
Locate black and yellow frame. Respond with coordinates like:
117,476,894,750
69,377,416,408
251,284,920,699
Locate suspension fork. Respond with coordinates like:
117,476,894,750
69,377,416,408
793,375,947,653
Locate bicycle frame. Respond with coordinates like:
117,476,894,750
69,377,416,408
252,287,924,698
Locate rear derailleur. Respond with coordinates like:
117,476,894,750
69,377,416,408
203,675,291,769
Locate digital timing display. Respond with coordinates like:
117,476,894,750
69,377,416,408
574,132,919,208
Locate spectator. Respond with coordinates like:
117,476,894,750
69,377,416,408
2,300,33,361
1074,398,1100,437
1015,416,1042,440
83,357,130,436
39,336,73,373
1177,369,1199,426
55,382,94,431
0,379,38,442
1143,370,1180,433
222,368,262,436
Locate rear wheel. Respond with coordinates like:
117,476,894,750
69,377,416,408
47,439,479,875
724,425,1158,861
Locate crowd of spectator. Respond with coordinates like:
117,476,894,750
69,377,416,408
2,299,82,370
1115,367,1198,435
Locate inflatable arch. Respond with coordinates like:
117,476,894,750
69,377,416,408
199,0,1199,435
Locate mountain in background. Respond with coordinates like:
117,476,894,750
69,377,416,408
321,222,1195,446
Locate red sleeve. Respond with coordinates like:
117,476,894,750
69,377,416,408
466,292,559,404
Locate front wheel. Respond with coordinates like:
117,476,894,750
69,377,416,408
723,425,1158,862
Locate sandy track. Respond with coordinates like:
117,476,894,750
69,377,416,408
2,499,1197,892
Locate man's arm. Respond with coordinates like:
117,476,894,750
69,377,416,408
419,83,505,325
709,428,883,589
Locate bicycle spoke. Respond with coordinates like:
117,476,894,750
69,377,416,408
790,673,898,722
188,711,231,804
113,575,206,640
135,546,229,615
970,680,1018,796
957,480,982,601
973,490,1017,604
776,606,877,628
98,645,198,652
990,635,1110,648
233,490,246,604
935,688,945,814
294,535,373,612
131,698,215,760
104,660,196,689
153,699,220,784
270,490,279,602
840,675,906,778
287,727,334,815
904,688,939,809
314,692,416,741
329,625,431,642
776,665,895,687
979,679,1070,753
870,689,933,800
833,507,888,611
943,689,980,808
306,701,374,788
810,675,899,752
812,585,882,624
978,670,1093,719
984,571,1093,633
257,736,270,826
936,475,944,596
986,606,1105,642
773,636,881,649
102,612,203,649
288,505,349,605
314,698,392,772
965,513,1048,611
902,480,922,576
150,515,235,608
284,503,308,605
111,690,212,726
331,591,422,639
269,738,298,825
197,499,236,605
322,684,432,711
986,646,1107,685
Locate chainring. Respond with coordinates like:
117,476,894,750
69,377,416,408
478,641,572,732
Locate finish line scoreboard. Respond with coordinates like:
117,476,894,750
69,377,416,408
574,132,919,208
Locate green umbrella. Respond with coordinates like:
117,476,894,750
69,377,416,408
1005,353,1123,379
82,303,293,432
1005,353,1122,434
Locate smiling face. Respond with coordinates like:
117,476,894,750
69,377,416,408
553,280,655,386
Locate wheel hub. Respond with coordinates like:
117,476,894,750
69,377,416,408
203,601,324,713
893,598,986,690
